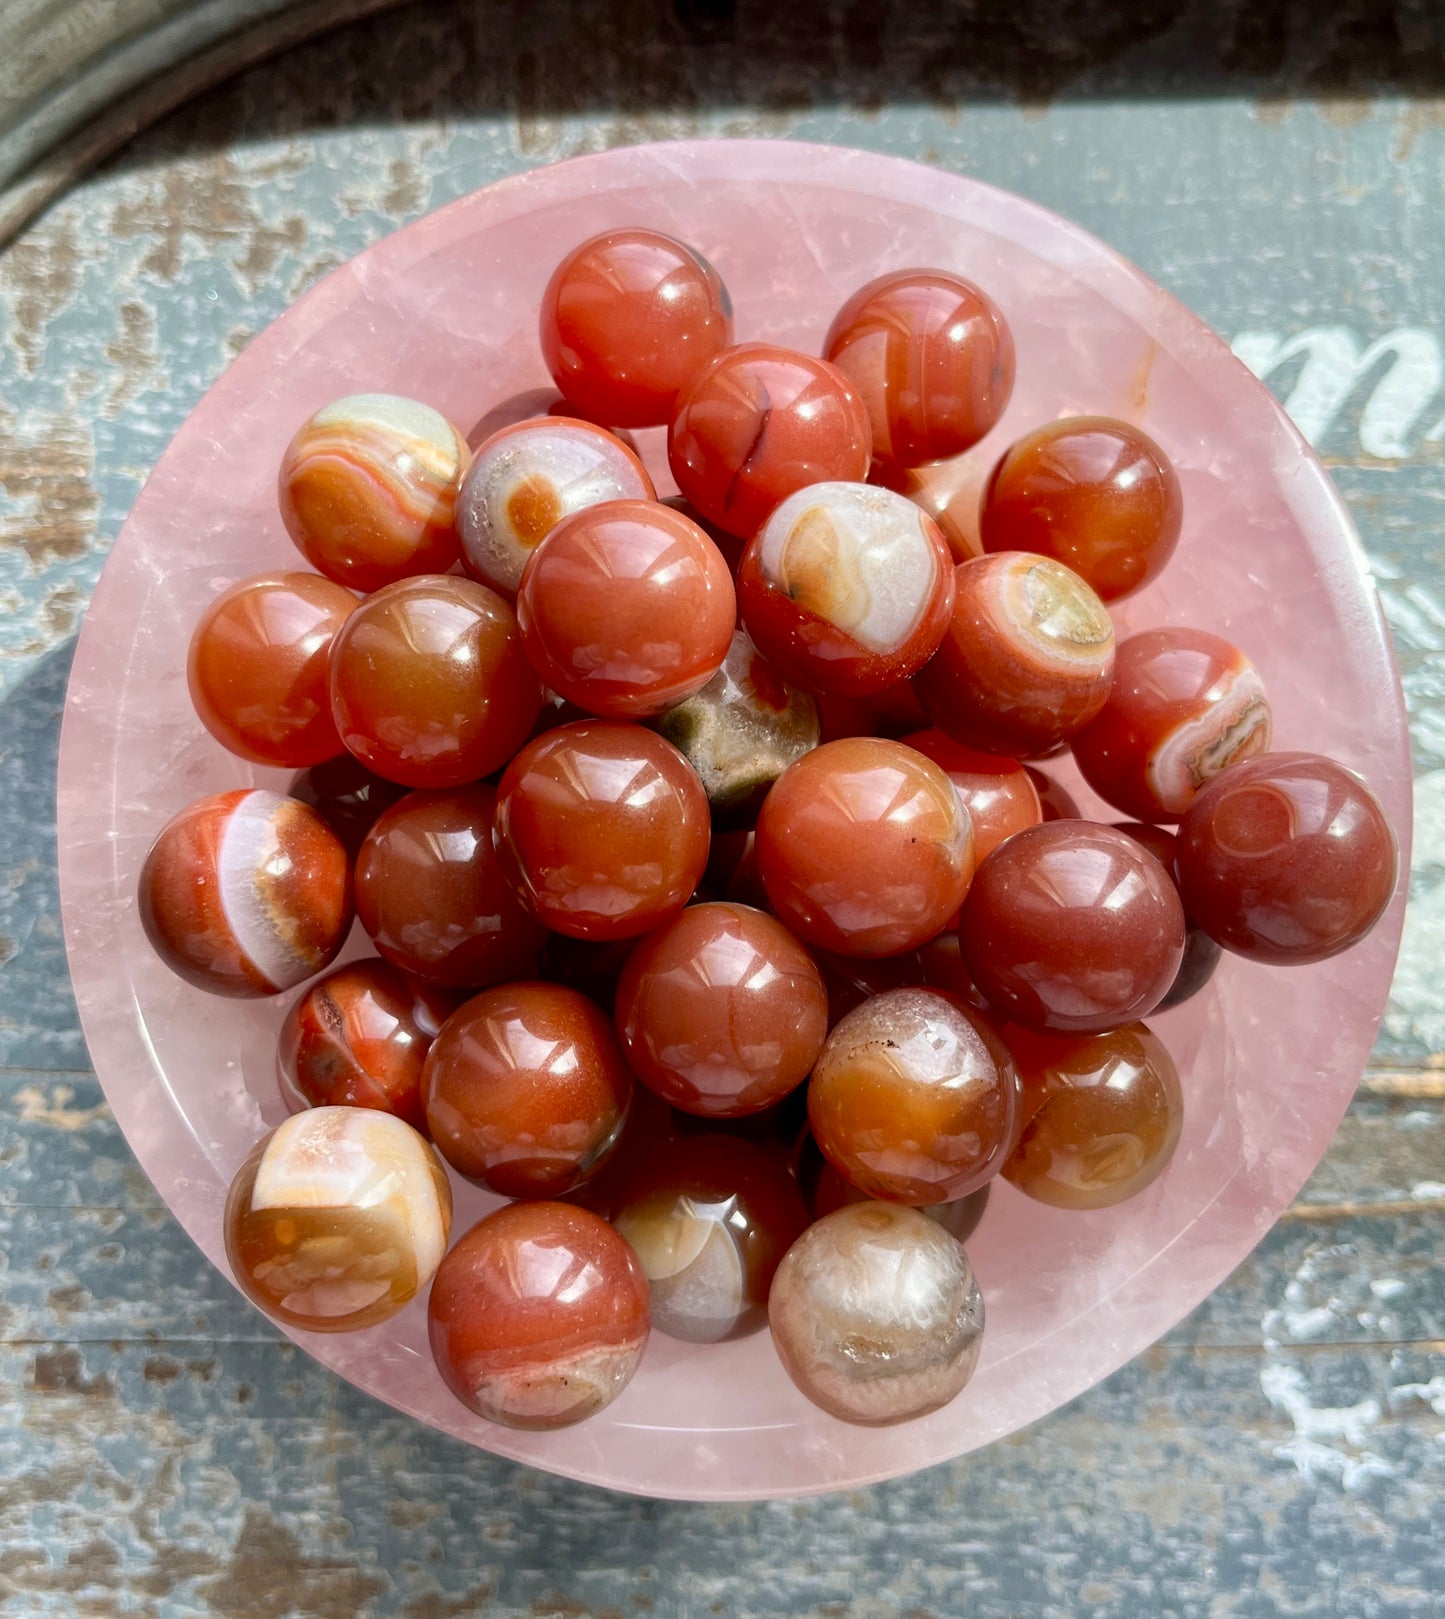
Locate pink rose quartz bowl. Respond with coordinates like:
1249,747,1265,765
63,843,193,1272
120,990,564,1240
57,141,1411,1501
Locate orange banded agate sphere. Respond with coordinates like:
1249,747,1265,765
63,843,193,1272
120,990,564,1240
188,571,355,767
329,575,543,788
615,902,829,1117
428,1201,651,1429
278,393,468,591
808,988,1020,1205
225,1106,452,1333
755,737,974,957
423,982,632,1199
737,482,955,697
824,269,1015,468
139,789,352,997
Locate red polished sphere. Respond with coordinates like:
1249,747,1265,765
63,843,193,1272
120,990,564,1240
612,1134,810,1342
494,721,711,941
615,901,829,1117
1112,821,1224,1008
809,988,1019,1205
871,458,986,565
824,269,1015,467
329,575,542,787
188,571,355,767
1071,628,1273,823
737,482,955,696
140,789,352,998
755,737,974,957
428,1201,650,1429
423,983,632,1198
817,680,930,743
1175,752,1398,964
979,416,1183,602
540,229,734,428
915,552,1116,757
516,499,736,718
799,1133,993,1244
1025,765,1082,823
668,343,872,540
287,754,406,860
901,729,1043,860
355,785,545,986
959,821,1186,1033
1000,1021,1184,1209
278,958,457,1130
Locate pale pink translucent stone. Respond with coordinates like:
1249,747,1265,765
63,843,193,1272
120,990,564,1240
57,141,1411,1500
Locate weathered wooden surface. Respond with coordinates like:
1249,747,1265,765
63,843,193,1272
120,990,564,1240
1,3,1443,1613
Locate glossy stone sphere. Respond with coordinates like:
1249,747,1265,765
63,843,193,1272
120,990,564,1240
540,228,734,427
139,790,352,998
188,571,355,767
737,482,956,696
612,1134,811,1343
816,680,930,744
457,417,655,596
668,343,872,540
354,785,545,987
494,721,711,941
768,1202,985,1425
755,737,974,957
915,552,1116,758
278,393,468,590
423,982,632,1198
1175,752,1399,964
799,1133,992,1244
870,458,985,565
1071,628,1273,823
1026,765,1082,822
1112,822,1223,1008
651,627,819,827
466,387,642,451
901,728,1043,860
225,1106,452,1333
824,269,1015,467
979,416,1183,602
809,988,1020,1205
428,1201,651,1429
1001,1021,1183,1208
615,902,829,1117
516,499,736,718
278,958,458,1131
287,755,406,860
959,821,1186,1032
329,574,543,788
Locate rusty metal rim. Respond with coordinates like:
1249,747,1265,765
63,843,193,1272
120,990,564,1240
0,0,411,249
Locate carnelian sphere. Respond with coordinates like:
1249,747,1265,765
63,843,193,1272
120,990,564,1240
612,1134,810,1342
278,394,468,591
816,680,929,743
225,1106,452,1333
1026,765,1082,823
354,785,545,986
423,982,631,1198
428,1201,651,1429
494,721,711,941
329,574,542,788
824,269,1015,467
798,1132,992,1244
516,499,735,719
808,988,1020,1205
915,552,1116,758
755,737,973,957
540,228,734,428
979,416,1183,603
1175,752,1398,964
668,343,872,540
1000,1021,1184,1209
870,457,986,565
466,387,642,452
901,729,1043,860
457,417,655,597
139,789,352,997
1070,628,1273,823
615,901,829,1117
188,571,355,767
287,754,405,860
737,482,956,696
959,821,1186,1033
1111,822,1224,1008
278,958,459,1130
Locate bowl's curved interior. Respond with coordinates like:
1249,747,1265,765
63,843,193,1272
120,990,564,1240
57,140,1411,1501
